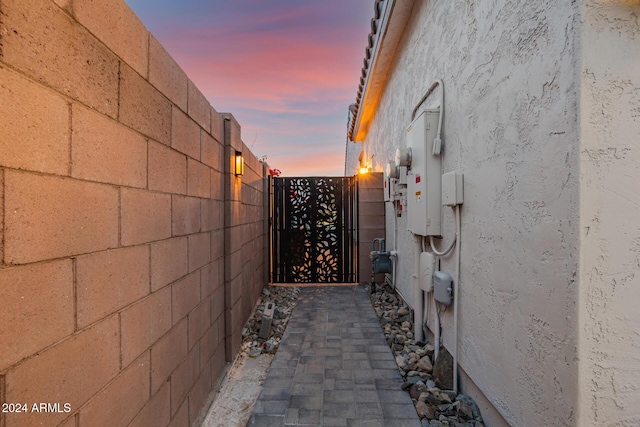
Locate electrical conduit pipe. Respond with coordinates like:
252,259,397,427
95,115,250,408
413,234,423,342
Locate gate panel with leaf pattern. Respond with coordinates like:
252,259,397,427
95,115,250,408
271,177,358,283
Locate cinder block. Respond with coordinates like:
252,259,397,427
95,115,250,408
189,232,211,273
201,130,223,171
1,0,119,118
120,287,172,367
150,237,188,291
172,271,201,323
188,297,211,350
222,113,242,151
187,80,211,131
119,64,171,144
148,140,187,195
224,275,242,317
121,188,172,246
211,169,224,201
128,382,171,427
172,195,201,236
201,199,223,232
4,171,119,264
225,324,242,363
57,414,77,427
150,318,187,393
358,228,386,245
53,0,72,11
188,159,211,198
149,35,188,111
359,187,384,203
0,170,3,264
210,107,223,144
358,172,383,189
210,345,226,385
358,214,385,230
227,246,245,278
188,363,212,425
210,285,225,324
170,344,199,416
198,323,219,370
200,261,220,299
168,399,189,427
79,352,150,427
76,246,150,328
73,0,149,76
359,201,385,217
0,67,69,175
172,107,201,160
4,316,120,427
217,316,226,346
0,260,74,372
72,104,147,188
211,229,224,261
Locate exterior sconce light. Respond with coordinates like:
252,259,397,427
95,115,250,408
235,151,244,176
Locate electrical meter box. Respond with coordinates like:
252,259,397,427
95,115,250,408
407,109,442,236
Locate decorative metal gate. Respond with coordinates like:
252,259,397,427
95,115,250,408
271,177,358,283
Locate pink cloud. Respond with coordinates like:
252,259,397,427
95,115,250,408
127,0,372,177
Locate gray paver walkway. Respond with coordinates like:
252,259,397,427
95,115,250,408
247,286,421,427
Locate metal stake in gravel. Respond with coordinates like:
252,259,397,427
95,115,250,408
259,302,274,339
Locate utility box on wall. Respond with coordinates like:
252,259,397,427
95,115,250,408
407,108,442,236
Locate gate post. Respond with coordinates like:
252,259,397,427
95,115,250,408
357,172,385,285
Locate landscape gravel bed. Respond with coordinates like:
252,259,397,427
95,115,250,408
368,283,485,427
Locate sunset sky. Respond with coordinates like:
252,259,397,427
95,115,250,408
125,0,373,177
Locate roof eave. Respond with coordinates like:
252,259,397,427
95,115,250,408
349,0,416,143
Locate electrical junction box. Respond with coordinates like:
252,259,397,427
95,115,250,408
419,252,436,292
442,171,464,206
385,178,402,202
383,176,393,202
433,271,453,306
407,108,442,236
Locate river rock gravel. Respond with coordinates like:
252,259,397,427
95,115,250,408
242,285,301,357
368,283,485,427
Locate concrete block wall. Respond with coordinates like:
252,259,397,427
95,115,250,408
0,1,267,426
357,173,386,285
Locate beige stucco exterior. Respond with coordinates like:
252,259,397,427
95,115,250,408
578,1,640,425
346,1,640,426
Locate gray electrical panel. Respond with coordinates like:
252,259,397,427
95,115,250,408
433,271,453,305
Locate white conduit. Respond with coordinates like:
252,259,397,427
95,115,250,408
413,234,423,342
428,205,461,392
453,204,461,393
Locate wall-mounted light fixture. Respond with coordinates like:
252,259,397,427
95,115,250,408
235,151,244,176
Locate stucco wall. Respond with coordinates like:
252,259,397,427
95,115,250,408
0,1,267,426
348,1,581,425
578,1,640,425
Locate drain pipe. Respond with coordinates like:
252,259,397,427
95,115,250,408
413,234,423,342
